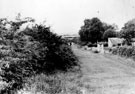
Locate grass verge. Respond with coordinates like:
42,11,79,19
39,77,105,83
17,68,83,94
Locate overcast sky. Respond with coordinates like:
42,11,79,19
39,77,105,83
0,0,135,35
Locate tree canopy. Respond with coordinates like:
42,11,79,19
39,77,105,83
79,17,116,43
119,18,135,44
103,29,117,41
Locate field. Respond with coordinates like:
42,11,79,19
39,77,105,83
72,44,135,94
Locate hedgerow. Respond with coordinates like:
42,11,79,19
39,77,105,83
111,46,135,58
0,17,78,93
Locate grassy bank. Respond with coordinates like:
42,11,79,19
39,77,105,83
18,69,83,94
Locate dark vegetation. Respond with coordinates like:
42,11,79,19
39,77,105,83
111,46,135,59
0,16,79,93
78,17,135,59
79,18,104,43
0,14,135,94
78,17,135,63
119,18,135,45
79,17,117,44
103,29,117,41
110,19,135,59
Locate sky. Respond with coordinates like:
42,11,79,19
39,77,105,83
0,0,135,35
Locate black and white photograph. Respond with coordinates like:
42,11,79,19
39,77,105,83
0,0,135,94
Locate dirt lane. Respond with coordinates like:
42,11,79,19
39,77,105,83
72,45,135,94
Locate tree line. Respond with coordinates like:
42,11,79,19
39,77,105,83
79,17,135,45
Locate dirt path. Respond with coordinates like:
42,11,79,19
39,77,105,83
72,44,135,94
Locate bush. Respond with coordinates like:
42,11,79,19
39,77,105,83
0,18,78,93
104,43,108,47
87,42,93,47
93,50,99,53
111,46,135,58
111,48,118,55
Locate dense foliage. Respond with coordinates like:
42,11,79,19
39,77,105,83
103,29,117,41
119,18,135,44
111,46,135,58
79,17,104,43
0,17,78,93
79,17,118,44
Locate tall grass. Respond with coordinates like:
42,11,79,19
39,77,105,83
18,70,83,94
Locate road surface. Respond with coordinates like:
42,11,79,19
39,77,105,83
72,44,135,94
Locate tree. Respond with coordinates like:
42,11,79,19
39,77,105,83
119,18,135,44
102,23,114,31
102,23,118,31
79,17,104,43
103,29,117,41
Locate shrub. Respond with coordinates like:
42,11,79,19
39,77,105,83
111,46,135,58
0,18,78,93
111,48,118,55
93,50,99,53
92,49,99,53
104,43,108,47
125,47,134,57
87,42,93,47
